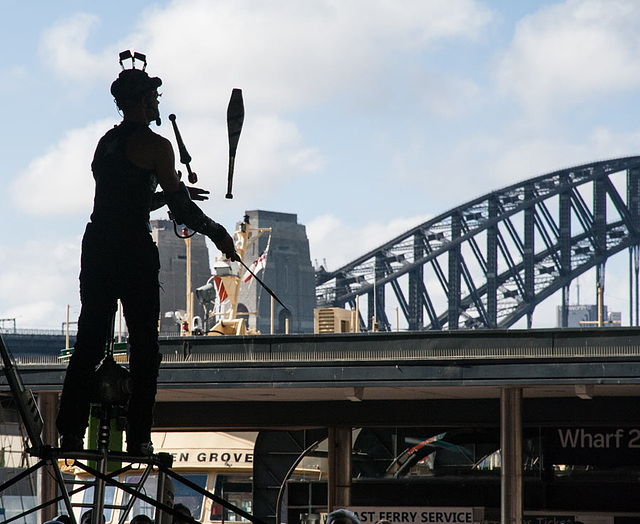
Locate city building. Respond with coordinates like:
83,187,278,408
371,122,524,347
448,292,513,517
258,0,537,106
556,304,622,328
237,210,316,334
151,219,212,334
151,212,316,336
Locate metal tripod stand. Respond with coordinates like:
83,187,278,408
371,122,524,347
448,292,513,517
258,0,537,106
0,312,180,524
0,321,266,524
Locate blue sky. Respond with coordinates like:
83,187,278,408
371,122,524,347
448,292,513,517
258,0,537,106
2,0,640,329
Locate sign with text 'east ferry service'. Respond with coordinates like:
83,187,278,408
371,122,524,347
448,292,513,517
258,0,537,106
347,507,484,524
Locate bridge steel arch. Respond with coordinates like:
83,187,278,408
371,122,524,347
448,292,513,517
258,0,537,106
315,156,640,331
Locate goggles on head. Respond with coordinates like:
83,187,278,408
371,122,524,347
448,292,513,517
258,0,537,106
111,50,162,108
118,50,148,71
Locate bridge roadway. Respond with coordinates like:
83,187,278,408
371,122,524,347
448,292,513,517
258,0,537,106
3,327,640,430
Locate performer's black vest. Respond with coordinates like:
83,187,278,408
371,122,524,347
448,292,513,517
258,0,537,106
90,121,158,228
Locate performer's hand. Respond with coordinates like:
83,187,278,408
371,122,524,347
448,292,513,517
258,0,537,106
188,186,210,201
215,233,239,261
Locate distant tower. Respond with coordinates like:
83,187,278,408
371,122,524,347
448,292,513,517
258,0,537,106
237,210,315,334
150,219,212,334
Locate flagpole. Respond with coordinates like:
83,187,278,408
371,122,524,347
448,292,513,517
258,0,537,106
186,233,192,335
238,258,289,313
270,296,274,334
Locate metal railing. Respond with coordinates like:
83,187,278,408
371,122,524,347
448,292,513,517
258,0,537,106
0,328,78,337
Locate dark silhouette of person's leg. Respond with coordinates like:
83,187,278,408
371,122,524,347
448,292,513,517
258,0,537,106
120,267,160,454
57,278,115,450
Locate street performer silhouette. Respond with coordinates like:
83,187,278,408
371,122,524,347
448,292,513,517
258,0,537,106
57,52,236,455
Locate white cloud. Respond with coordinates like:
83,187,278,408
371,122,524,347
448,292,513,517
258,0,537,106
485,126,640,189
38,0,493,114
497,0,640,112
307,213,432,271
9,111,322,221
11,120,111,216
419,122,640,205
417,74,484,119
167,113,325,203
234,114,325,189
0,239,81,329
27,0,494,219
39,13,113,83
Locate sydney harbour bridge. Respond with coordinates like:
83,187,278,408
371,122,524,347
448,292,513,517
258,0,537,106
315,156,640,331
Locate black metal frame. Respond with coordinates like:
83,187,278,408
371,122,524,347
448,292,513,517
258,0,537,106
0,333,266,524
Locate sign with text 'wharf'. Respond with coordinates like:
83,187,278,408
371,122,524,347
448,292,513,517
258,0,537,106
546,427,640,466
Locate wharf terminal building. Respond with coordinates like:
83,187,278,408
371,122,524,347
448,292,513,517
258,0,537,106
2,327,640,524
4,153,640,524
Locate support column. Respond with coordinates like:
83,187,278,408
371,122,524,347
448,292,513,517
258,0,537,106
636,246,640,327
501,388,522,524
627,168,640,326
408,233,425,330
487,197,498,328
328,427,352,511
39,392,59,523
559,177,571,327
594,177,607,313
448,213,462,330
524,185,535,328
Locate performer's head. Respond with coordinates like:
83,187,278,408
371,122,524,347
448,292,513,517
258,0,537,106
111,68,162,123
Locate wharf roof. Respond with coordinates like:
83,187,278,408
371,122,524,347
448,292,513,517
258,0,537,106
3,327,640,429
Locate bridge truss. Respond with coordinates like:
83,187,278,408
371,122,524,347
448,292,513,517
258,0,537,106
316,157,640,331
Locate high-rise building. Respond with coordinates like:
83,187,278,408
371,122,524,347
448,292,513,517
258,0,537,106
237,210,315,334
151,219,212,334
151,212,316,335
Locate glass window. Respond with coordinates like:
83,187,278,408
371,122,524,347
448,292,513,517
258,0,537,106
173,473,208,521
122,473,208,522
122,473,159,521
0,495,38,524
81,481,116,522
210,474,252,522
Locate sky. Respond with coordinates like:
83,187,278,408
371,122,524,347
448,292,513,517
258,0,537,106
2,0,640,330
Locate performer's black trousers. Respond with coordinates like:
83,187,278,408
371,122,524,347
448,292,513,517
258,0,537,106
57,222,161,445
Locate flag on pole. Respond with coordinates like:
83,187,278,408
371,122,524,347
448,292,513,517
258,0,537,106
214,276,228,302
243,236,270,284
